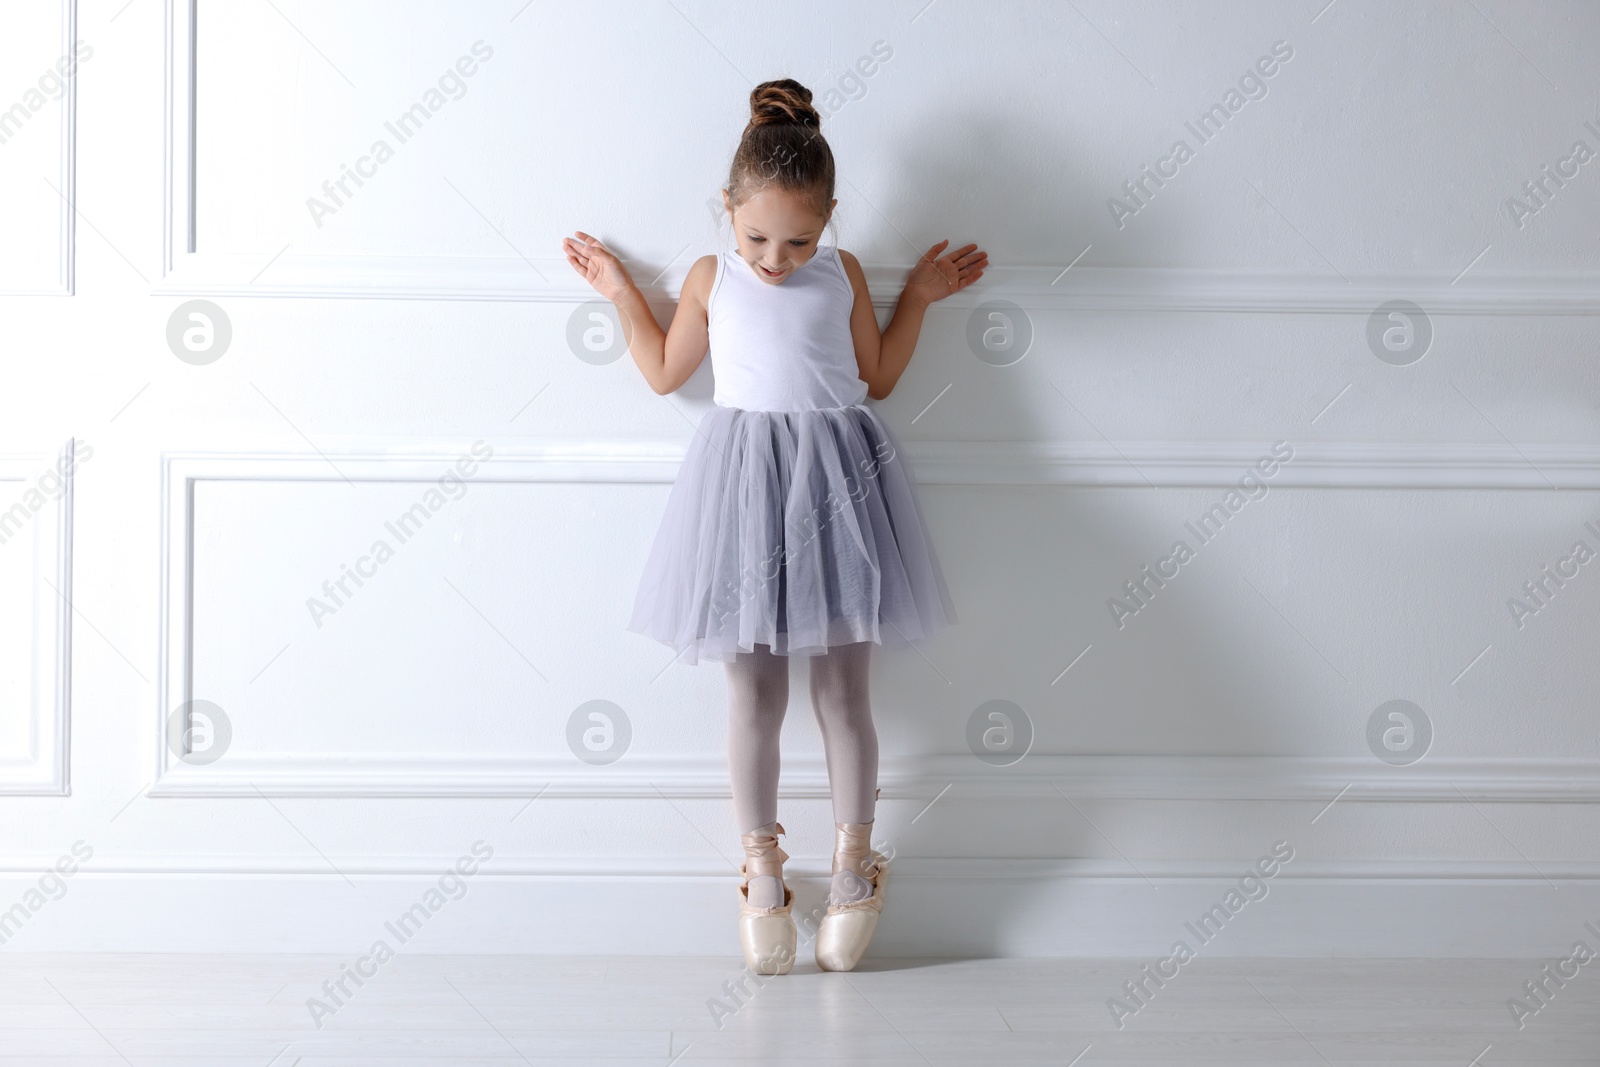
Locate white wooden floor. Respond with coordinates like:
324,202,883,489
0,954,1591,1064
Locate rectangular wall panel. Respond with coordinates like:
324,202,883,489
154,442,1600,798
0,442,74,794
157,0,1600,307
0,0,76,294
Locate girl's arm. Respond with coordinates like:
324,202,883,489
562,232,713,395
842,240,988,401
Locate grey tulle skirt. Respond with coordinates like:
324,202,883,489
627,403,957,665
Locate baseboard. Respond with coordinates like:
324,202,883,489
146,753,1600,800
4,862,1597,957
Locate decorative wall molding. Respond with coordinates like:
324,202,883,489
57,0,75,297
162,437,1600,490
149,751,1600,802
2,0,76,296
3,855,1598,881
161,0,194,276
152,248,1600,314
912,439,1600,490
157,443,1599,798
0,440,74,795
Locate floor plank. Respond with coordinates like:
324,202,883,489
0,954,1589,1064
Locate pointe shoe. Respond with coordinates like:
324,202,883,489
815,821,888,972
737,821,796,975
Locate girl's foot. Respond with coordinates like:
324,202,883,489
815,820,888,971
738,821,796,975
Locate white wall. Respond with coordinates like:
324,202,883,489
1,0,1597,956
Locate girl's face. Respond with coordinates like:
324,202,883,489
723,186,836,285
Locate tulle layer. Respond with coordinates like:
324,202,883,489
627,403,956,665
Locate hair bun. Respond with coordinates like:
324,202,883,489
749,78,820,129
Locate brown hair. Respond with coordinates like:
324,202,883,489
723,79,835,224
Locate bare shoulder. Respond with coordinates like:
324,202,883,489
835,248,870,293
679,253,720,309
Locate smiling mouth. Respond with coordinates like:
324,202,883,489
758,264,787,278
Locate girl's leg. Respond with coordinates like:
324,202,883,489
808,641,892,972
724,642,789,834
808,640,877,825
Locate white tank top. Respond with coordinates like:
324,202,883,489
706,243,870,412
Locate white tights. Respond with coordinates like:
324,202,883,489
724,640,877,835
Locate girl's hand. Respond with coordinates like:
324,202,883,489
562,231,636,302
905,239,987,306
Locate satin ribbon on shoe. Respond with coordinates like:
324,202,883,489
739,822,790,912
828,821,880,905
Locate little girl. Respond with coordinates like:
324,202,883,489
562,78,985,974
